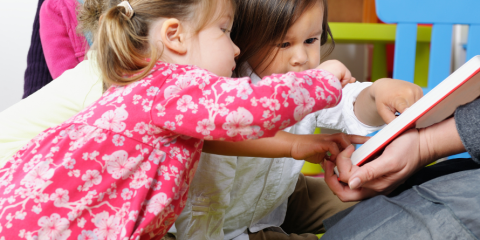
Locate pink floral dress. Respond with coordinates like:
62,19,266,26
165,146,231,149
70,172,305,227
0,62,341,240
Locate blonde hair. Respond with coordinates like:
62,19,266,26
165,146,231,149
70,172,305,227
78,0,235,86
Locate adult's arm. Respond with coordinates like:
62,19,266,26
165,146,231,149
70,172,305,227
0,54,102,168
455,97,480,163
324,98,480,201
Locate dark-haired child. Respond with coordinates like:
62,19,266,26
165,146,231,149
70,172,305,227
174,0,423,239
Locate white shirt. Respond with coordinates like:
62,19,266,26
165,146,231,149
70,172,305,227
174,69,383,240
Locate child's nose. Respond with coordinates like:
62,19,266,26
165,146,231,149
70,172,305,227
290,47,308,66
231,41,240,57
233,43,241,57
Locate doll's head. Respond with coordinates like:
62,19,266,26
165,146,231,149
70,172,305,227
231,0,334,78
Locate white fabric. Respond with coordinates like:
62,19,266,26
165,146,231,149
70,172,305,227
174,69,384,240
0,51,103,168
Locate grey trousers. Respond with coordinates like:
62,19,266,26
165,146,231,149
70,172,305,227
322,168,480,240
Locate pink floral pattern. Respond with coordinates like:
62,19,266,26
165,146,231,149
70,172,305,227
0,62,341,239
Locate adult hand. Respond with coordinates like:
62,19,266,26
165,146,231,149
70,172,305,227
317,60,356,88
324,129,429,201
324,145,377,201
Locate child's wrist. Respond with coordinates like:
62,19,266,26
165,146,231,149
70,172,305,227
288,134,300,159
274,131,296,158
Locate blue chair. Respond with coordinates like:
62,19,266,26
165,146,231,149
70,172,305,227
375,0,480,158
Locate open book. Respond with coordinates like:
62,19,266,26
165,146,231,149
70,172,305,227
335,56,480,176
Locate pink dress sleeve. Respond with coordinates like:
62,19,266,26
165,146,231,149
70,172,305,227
0,64,340,240
39,0,88,79
151,65,342,141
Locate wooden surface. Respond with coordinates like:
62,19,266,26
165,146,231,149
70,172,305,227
327,0,364,23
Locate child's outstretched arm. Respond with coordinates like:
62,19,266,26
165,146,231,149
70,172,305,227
203,132,369,164
354,78,424,126
152,65,343,143
318,60,356,88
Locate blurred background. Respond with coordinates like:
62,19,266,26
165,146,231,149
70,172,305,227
0,0,37,112
0,0,469,112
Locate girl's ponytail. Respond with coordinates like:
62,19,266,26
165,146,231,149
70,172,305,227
95,1,157,85
78,0,235,86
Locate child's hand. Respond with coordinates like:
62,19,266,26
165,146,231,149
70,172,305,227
370,78,423,124
317,60,356,88
290,133,369,164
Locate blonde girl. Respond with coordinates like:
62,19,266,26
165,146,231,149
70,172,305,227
0,0,355,239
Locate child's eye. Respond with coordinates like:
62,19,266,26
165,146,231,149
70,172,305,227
305,38,319,44
277,42,291,48
221,28,231,34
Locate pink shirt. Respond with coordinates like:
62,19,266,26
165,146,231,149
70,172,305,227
0,63,341,239
40,0,88,79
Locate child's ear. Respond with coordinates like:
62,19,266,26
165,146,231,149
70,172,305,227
160,18,188,55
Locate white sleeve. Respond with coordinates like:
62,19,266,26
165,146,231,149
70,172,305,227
0,55,103,167
315,81,385,136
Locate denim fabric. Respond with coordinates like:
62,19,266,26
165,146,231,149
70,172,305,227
323,168,480,240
